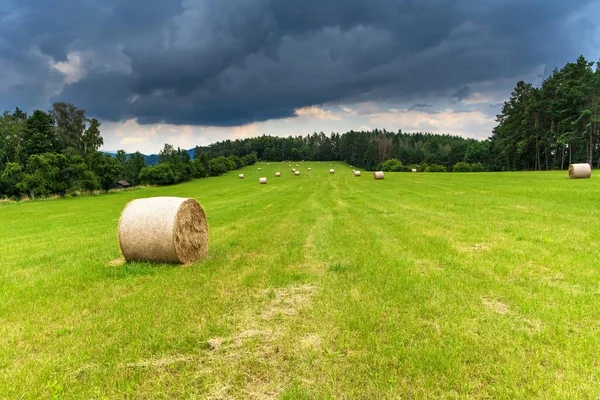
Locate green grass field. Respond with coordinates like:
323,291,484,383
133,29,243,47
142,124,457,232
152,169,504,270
1,162,600,399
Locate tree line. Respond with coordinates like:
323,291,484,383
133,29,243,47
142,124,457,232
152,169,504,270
0,103,257,199
193,130,490,172
490,55,600,170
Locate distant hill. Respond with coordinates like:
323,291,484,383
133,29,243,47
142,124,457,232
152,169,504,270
102,148,196,166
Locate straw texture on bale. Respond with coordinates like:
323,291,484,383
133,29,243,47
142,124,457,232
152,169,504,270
411,169,417,172
295,171,300,175
568,163,591,179
354,170,361,177
329,169,335,174
275,172,281,177
238,174,244,179
374,171,385,180
260,177,267,184
118,197,208,265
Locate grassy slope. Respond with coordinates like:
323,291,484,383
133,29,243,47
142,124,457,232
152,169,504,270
1,162,599,398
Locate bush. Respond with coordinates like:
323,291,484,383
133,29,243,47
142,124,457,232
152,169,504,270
139,164,177,185
208,158,229,176
453,162,472,172
470,163,486,172
381,158,410,172
424,164,447,172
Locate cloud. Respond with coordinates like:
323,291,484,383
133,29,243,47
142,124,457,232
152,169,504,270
452,86,472,102
1,0,597,127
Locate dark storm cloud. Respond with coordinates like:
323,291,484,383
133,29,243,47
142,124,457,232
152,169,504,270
1,0,597,125
452,86,472,102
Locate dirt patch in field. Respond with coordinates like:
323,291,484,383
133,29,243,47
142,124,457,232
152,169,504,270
300,334,322,350
261,284,318,320
124,355,193,368
458,243,493,253
482,297,510,315
108,258,126,267
522,318,543,333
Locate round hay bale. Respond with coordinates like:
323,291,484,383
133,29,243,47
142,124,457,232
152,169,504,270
295,170,300,176
374,171,384,180
288,164,291,167
329,169,335,174
118,197,208,265
308,167,312,171
258,167,261,171
318,162,320,164
238,174,244,179
267,163,270,166
292,168,296,172
275,172,281,177
568,163,591,179
354,170,361,177
330,164,332,167
411,169,417,172
259,177,267,184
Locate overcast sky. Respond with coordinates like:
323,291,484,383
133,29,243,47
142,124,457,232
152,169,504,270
2,0,599,154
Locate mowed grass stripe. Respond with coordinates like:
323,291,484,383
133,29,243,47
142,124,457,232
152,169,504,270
1,163,600,398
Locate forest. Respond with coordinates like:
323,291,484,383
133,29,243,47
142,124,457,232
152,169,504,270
491,55,600,170
1,55,597,199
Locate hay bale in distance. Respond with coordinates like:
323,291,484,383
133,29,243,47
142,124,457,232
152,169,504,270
411,169,417,172
568,163,591,179
354,170,361,177
118,197,208,264
374,171,384,180
329,169,335,174
238,174,244,179
295,170,300,176
258,167,261,171
259,177,267,184
275,172,281,177
308,167,312,171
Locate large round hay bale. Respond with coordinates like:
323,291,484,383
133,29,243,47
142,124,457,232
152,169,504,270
295,170,300,175
329,169,335,174
374,171,384,180
118,197,208,264
275,172,281,177
568,163,591,179
308,167,312,171
238,174,244,179
411,169,417,172
260,177,267,184
354,170,361,177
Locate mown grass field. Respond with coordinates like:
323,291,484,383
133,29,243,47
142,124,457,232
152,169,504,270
1,162,600,399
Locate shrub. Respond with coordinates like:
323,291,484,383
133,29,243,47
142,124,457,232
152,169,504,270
140,163,177,185
208,158,229,176
470,163,486,172
381,158,408,172
453,162,472,172
424,164,447,172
